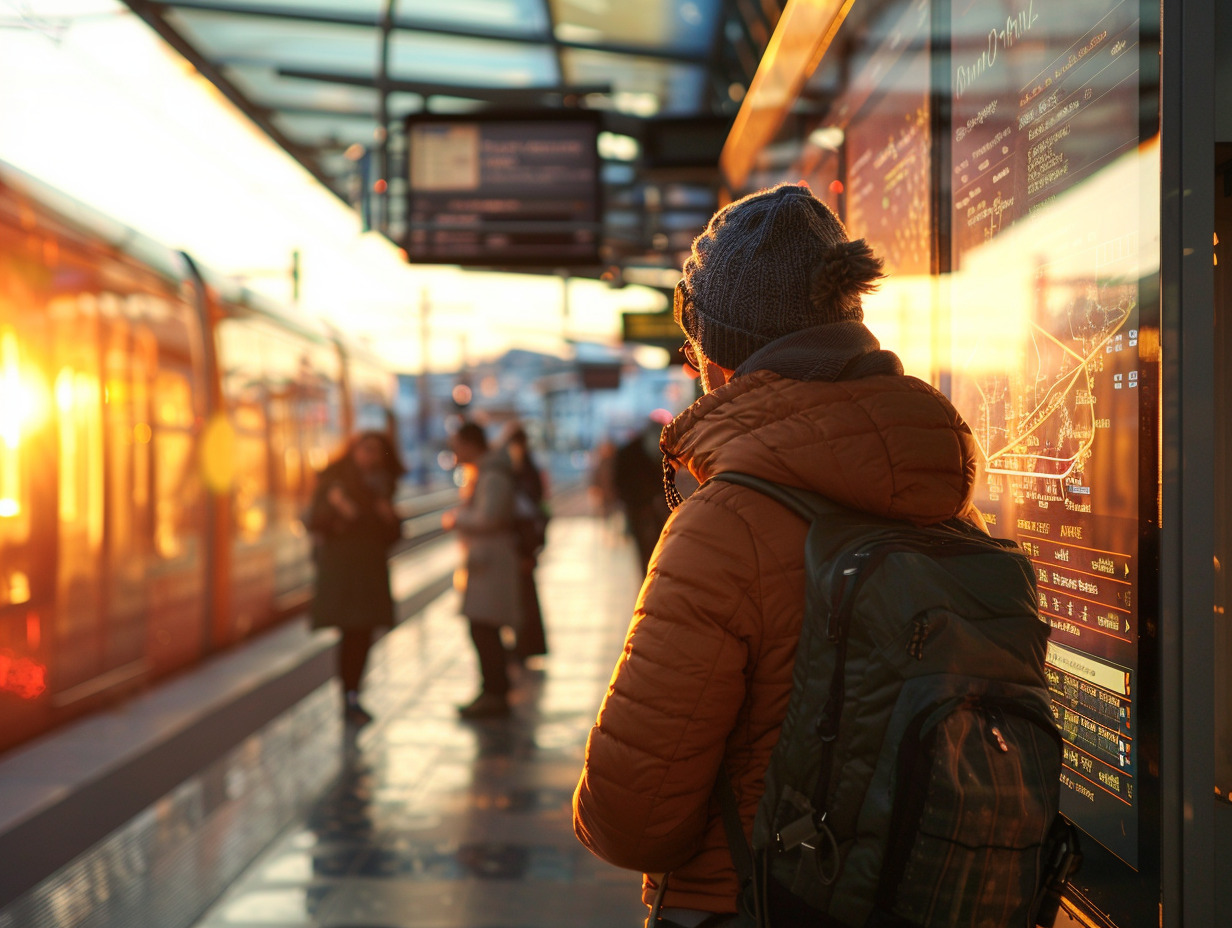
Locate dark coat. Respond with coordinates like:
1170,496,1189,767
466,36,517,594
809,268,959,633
308,457,401,632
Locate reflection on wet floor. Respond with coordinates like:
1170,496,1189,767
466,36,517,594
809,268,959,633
193,516,646,928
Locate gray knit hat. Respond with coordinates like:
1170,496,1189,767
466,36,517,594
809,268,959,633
674,182,884,370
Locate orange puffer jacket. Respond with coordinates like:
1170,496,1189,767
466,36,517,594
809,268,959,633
573,370,982,914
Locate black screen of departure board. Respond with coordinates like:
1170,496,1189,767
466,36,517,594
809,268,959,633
403,114,601,268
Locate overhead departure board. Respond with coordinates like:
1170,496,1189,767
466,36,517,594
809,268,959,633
945,0,1153,870
403,114,601,267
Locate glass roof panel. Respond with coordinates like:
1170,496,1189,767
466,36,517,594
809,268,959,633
395,0,550,37
163,0,384,15
166,10,379,75
388,31,558,87
224,65,379,114
563,48,706,114
550,0,719,55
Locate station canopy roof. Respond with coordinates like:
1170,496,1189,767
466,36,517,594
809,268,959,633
122,0,786,278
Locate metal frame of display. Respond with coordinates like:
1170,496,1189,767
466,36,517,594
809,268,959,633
1159,0,1217,925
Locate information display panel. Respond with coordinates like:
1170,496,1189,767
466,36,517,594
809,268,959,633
841,0,933,276
403,113,601,268
724,0,1162,921
945,0,1158,902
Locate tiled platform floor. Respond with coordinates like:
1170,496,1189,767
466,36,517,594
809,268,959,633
192,514,647,928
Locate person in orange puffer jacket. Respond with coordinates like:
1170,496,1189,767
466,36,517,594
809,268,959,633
572,183,987,928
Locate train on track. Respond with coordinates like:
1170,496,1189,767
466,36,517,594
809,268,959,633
0,164,399,754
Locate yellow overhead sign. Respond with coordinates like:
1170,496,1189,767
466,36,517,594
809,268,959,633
622,311,681,348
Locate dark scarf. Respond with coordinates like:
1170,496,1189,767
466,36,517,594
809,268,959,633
662,321,903,509
733,320,903,381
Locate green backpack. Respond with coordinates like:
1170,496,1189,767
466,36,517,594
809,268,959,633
708,472,1078,928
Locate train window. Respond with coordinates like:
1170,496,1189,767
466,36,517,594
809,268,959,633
0,325,36,609
105,320,136,560
218,319,272,544
232,398,270,542
150,367,193,559
51,293,104,690
304,342,343,475
101,315,156,673
55,365,104,543
154,367,195,429
0,232,54,711
0,327,33,549
265,331,310,512
132,328,155,522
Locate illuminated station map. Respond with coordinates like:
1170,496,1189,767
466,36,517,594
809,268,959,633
946,0,1147,867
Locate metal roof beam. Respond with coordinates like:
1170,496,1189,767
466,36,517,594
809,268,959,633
270,104,379,119
152,0,710,63
277,68,610,105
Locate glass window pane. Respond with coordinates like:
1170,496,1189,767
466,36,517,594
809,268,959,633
167,11,379,75
102,318,153,672
51,294,104,691
151,298,204,564
397,0,549,37
305,344,344,475
389,31,559,87
550,0,718,55
0,327,34,554
562,49,706,114
233,414,270,544
155,428,197,559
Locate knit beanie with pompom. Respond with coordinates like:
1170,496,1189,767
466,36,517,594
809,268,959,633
674,182,884,371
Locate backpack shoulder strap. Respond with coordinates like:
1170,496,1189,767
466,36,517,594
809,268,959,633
705,471,841,524
715,766,755,890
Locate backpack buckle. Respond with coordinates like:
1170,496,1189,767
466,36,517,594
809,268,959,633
775,812,820,853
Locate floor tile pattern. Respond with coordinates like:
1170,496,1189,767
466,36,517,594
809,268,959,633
193,516,647,928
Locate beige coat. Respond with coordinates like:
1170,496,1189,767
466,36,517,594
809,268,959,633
573,372,983,913
455,450,523,629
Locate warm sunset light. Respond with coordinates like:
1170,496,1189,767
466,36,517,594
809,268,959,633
0,2,666,371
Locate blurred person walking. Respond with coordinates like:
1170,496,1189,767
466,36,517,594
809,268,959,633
501,424,550,664
307,430,405,728
589,439,620,531
443,421,523,719
613,415,672,573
